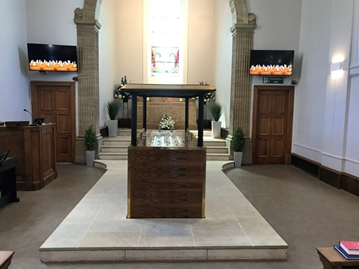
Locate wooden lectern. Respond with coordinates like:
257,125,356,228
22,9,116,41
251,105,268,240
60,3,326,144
0,124,57,191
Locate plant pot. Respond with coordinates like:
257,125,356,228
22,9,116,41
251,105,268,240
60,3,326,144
86,150,95,167
108,119,118,137
234,151,243,168
211,121,222,138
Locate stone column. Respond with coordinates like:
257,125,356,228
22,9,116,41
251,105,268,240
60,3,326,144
227,23,256,165
74,12,102,164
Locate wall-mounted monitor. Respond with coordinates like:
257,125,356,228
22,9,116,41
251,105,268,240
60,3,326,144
250,50,294,76
27,43,78,72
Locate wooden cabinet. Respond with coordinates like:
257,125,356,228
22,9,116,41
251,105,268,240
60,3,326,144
127,131,206,218
0,124,57,191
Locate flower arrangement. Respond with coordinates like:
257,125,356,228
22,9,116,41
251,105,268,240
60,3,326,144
192,92,216,104
192,83,216,104
158,114,175,130
114,76,131,102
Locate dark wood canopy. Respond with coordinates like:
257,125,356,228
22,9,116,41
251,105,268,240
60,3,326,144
121,84,216,147
121,84,215,98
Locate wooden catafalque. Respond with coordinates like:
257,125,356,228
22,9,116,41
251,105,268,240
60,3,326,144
122,84,215,218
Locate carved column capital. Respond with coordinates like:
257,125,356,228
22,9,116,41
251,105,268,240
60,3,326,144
74,19,102,32
230,22,256,34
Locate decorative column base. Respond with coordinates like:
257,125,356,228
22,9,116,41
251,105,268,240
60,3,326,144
226,135,252,165
75,135,103,165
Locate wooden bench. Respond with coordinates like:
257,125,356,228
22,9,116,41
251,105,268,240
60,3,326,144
317,247,359,269
0,251,14,269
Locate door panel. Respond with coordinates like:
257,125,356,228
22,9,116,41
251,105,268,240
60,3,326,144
41,91,53,110
259,94,271,113
258,139,269,157
273,117,284,135
57,114,69,133
32,82,75,163
57,137,70,155
272,139,283,157
56,90,70,111
253,87,294,165
259,117,270,135
273,94,286,113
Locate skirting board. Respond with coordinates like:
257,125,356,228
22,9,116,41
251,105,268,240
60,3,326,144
292,153,359,197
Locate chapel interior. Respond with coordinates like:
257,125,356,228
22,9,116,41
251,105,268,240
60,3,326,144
1,0,359,269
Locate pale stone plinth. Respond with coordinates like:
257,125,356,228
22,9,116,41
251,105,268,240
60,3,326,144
40,160,288,262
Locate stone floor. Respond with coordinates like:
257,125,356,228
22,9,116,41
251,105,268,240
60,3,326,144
1,163,359,268
40,161,287,262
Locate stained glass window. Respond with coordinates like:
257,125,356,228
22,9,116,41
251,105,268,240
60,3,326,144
150,0,182,77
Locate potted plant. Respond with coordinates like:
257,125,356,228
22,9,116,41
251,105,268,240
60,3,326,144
232,127,246,167
107,100,120,137
84,125,98,167
209,102,223,138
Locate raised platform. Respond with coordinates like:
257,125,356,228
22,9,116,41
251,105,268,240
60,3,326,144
40,160,287,262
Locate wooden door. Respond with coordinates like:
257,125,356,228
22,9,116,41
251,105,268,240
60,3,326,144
252,86,294,164
31,82,76,163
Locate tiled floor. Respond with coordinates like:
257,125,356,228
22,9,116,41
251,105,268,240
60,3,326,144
40,161,287,262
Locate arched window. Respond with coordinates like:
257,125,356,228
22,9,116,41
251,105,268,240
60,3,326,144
143,0,188,84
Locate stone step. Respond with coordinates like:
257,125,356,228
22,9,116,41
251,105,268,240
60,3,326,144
112,135,131,140
206,146,228,154
203,140,227,147
117,129,132,136
190,130,213,137
102,138,131,147
206,153,231,161
98,153,128,160
100,146,128,153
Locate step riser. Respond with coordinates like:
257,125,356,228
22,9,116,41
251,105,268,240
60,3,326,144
101,148,128,153
207,156,230,161
103,142,130,147
117,132,132,137
204,142,227,147
207,148,228,154
191,131,213,137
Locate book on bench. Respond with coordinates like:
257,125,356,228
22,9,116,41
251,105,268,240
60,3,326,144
334,245,359,260
340,241,359,255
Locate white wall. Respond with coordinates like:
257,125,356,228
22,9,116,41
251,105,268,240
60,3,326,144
292,0,359,178
321,0,353,171
346,75,359,176
26,0,82,45
292,0,332,162
0,0,30,121
249,0,302,137
187,0,215,84
117,0,143,84
213,0,303,129
343,1,359,176
213,0,232,128
99,0,120,126
26,0,83,133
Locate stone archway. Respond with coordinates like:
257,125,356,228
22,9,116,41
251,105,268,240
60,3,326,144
74,0,256,164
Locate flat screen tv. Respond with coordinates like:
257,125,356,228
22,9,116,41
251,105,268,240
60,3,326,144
250,50,294,76
27,43,78,72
